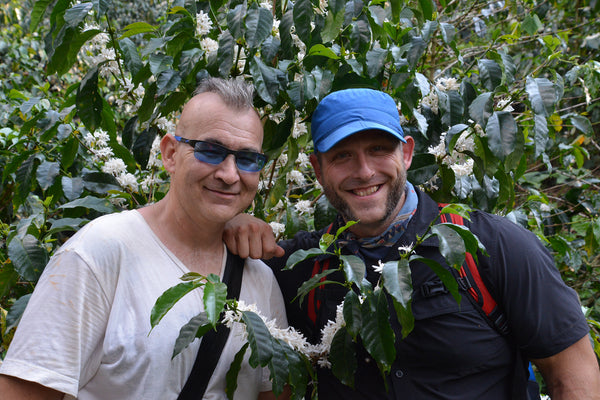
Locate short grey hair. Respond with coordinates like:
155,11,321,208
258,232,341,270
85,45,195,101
193,77,255,110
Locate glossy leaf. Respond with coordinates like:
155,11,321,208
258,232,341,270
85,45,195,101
0,265,19,299
30,0,53,31
241,310,274,368
150,281,201,328
430,223,466,268
7,235,48,282
64,3,92,28
478,59,502,91
321,7,344,42
227,4,245,39
245,5,273,49
36,160,60,191
119,38,143,77
294,269,340,304
120,22,158,39
533,114,549,157
217,31,235,77
360,290,396,371
267,339,290,396
308,44,340,59
526,76,556,116
366,48,388,78
330,327,357,387
59,196,115,214
468,92,493,127
343,290,362,338
46,217,87,235
350,20,371,53
76,65,103,131
391,296,414,339
203,277,227,326
250,56,283,104
567,113,593,134
172,312,210,358
225,343,249,399
340,254,366,289
410,255,460,303
486,111,518,160
407,36,426,69
5,294,32,332
293,0,313,45
382,259,412,307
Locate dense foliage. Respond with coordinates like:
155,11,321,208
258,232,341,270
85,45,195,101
1,0,599,395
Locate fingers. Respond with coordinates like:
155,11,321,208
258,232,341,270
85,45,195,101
224,214,283,259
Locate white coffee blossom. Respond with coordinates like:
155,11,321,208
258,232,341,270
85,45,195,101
294,200,313,216
269,222,286,237
273,200,286,212
108,196,127,208
259,0,272,11
101,157,127,176
293,115,308,138
272,19,280,38
83,132,95,147
147,137,163,169
435,77,460,92
497,97,514,112
450,159,474,177
200,37,219,57
196,11,213,36
291,33,306,60
287,170,306,186
140,175,157,191
372,260,385,273
421,91,439,114
156,117,176,136
94,129,110,147
296,152,310,169
398,243,414,254
117,172,139,191
539,203,552,212
91,147,114,162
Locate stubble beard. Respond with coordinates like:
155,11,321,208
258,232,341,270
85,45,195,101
322,169,407,234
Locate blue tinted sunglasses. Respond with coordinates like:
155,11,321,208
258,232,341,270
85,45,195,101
174,135,268,172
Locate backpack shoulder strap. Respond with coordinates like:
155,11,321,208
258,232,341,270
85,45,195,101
178,249,244,400
438,206,508,334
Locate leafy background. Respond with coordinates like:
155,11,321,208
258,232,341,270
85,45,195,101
1,0,599,388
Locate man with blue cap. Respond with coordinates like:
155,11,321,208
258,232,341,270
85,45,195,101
225,88,600,399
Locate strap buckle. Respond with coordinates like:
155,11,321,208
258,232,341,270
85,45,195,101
420,281,448,297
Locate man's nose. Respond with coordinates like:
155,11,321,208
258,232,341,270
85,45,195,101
353,152,376,180
214,154,240,184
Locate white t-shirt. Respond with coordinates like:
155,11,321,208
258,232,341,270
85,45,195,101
0,210,288,400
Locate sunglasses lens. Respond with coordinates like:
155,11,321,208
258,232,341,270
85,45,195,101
194,141,266,172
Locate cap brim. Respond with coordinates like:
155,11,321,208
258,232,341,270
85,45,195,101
316,121,406,153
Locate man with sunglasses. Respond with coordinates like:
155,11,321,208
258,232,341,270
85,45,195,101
0,78,288,400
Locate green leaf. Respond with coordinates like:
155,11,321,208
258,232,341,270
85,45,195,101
478,59,502,91
30,0,53,31
36,160,60,191
156,69,181,97
58,195,115,214
366,48,388,78
485,111,518,160
267,339,290,396
407,153,438,185
46,217,87,235
340,254,366,289
203,279,227,326
330,327,357,387
64,2,93,28
294,269,340,304
6,294,32,332
150,281,201,328
119,38,143,77
343,290,362,338
241,311,274,368
526,76,556,116
430,223,466,268
391,296,414,339
440,22,456,44
350,19,371,53
441,91,464,127
49,28,101,75
92,0,110,16
307,44,340,59
245,5,273,49
533,114,549,157
521,14,543,36
225,343,249,399
407,35,427,69
360,289,396,371
138,82,157,123
120,22,158,39
250,56,283,104
227,3,246,39
0,264,19,300
314,195,338,231
61,136,79,170
418,0,435,21
293,0,313,45
468,92,493,127
567,114,593,134
382,259,412,307
283,344,310,400
178,48,204,79
217,31,235,78
82,172,121,194
321,7,344,42
7,234,48,282
76,65,103,132
172,313,210,358
15,154,40,206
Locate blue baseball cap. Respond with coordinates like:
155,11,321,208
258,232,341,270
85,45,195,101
310,88,406,153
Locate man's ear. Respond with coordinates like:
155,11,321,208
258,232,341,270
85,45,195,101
309,153,322,183
161,134,178,173
402,136,415,170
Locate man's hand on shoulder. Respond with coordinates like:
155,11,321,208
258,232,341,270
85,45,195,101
224,214,285,259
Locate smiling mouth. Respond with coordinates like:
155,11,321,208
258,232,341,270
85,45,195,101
352,185,380,197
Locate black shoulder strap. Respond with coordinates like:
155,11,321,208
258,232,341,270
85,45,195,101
178,249,245,400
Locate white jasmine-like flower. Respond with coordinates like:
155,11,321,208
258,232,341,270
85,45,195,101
279,153,288,166
269,222,286,237
133,85,145,98
108,196,127,207
273,200,285,212
101,157,127,176
94,129,110,147
294,200,313,216
450,159,474,177
117,172,138,191
83,132,95,147
196,11,213,36
259,0,272,11
200,37,219,57
296,152,310,169
497,97,514,112
435,77,460,92
272,19,280,38
91,147,114,161
156,117,176,135
372,260,385,273
293,116,308,139
421,91,439,114
140,175,157,191
287,170,306,186
398,243,413,254
539,203,552,212
147,137,163,169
